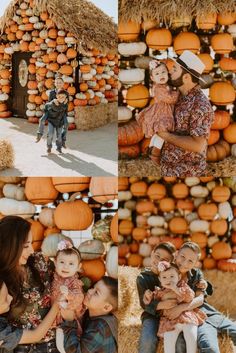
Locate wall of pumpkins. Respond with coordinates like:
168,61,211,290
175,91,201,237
118,15,236,162
118,176,236,272
0,176,118,286
0,0,118,126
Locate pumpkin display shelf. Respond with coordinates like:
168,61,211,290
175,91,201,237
118,176,236,272
0,176,118,285
0,0,118,130
118,2,236,176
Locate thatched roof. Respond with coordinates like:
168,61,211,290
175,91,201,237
119,0,236,24
1,0,117,54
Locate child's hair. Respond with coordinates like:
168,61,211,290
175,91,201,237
101,276,118,312
153,242,176,257
179,241,201,259
149,60,168,77
56,248,82,263
56,89,67,96
55,75,63,81
158,261,179,275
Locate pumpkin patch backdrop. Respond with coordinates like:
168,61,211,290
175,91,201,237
0,0,118,130
118,176,236,353
118,0,236,176
0,176,118,286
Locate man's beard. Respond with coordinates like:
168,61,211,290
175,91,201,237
170,73,184,87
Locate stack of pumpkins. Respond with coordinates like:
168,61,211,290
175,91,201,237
118,14,236,162
0,0,118,124
0,176,118,283
118,176,236,272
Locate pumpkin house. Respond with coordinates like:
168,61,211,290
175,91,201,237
0,0,118,130
118,0,236,175
118,176,236,353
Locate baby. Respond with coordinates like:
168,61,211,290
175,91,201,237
136,60,179,164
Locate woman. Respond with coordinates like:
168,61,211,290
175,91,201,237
0,216,59,353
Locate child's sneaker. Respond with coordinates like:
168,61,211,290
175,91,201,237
62,142,66,149
35,133,42,143
47,147,51,153
56,147,62,154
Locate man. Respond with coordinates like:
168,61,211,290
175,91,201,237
159,50,214,176
61,277,118,353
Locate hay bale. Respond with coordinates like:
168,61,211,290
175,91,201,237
74,102,117,130
118,266,234,353
0,139,14,170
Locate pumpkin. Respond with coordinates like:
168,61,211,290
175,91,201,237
219,57,236,72
28,219,45,251
118,21,141,41
147,215,165,227
25,177,58,204
218,12,236,26
209,82,235,105
146,28,172,50
110,212,118,243
92,216,112,242
196,13,217,29
81,259,106,283
210,219,228,235
147,183,166,200
211,33,234,54
118,42,147,57
126,84,149,108
2,184,25,201
136,200,155,215
127,254,143,267
59,65,73,76
171,15,191,28
132,227,148,241
197,203,217,220
118,106,132,123
218,201,232,219
0,198,35,219
118,178,129,191
139,243,152,258
172,183,189,199
198,54,214,73
169,217,188,234
118,120,144,146
39,207,55,228
44,226,60,237
217,259,236,272
89,177,117,203
190,220,209,233
119,219,134,236
119,69,145,85
203,257,217,270
191,232,208,248
212,186,230,202
134,56,152,70
173,32,200,55
223,124,236,144
159,198,175,212
212,242,232,260
54,198,93,230
78,239,105,260
106,246,118,278
52,177,90,193
118,243,130,257
130,181,147,197
207,141,230,162
211,111,230,130
177,199,194,211
208,130,220,145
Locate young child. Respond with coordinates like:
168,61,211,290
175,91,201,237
0,280,59,353
62,276,118,353
51,240,85,353
136,60,179,164
145,261,206,353
36,77,69,148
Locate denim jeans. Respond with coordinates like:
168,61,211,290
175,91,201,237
198,318,236,353
38,115,68,143
61,117,68,143
47,122,63,149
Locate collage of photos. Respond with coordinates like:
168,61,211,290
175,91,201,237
0,0,236,352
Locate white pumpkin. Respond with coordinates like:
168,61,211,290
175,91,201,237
106,246,118,278
4,47,14,55
228,24,236,38
190,186,209,198
139,243,152,257
231,144,236,157
193,198,205,208
67,117,75,124
0,198,35,219
79,239,105,260
34,22,44,30
190,220,209,233
65,37,76,44
218,202,233,220
118,42,147,57
0,94,9,101
118,106,132,123
3,184,25,201
151,227,167,236
148,216,165,227
41,233,71,257
29,16,39,24
185,212,198,223
207,235,219,248
118,208,131,219
119,69,145,85
124,200,137,210
118,191,132,201
206,181,217,191
39,208,55,228
134,56,152,70
184,177,200,187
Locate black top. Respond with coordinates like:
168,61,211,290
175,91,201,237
45,101,67,128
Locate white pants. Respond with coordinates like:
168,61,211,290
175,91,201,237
56,328,66,353
149,134,164,149
164,323,198,353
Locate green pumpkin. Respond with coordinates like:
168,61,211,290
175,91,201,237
92,216,112,242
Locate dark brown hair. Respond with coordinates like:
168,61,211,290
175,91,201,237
56,89,68,96
101,276,118,312
179,241,201,258
153,242,176,256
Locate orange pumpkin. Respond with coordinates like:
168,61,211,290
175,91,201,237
127,254,143,267
132,227,148,241
44,226,60,237
208,130,220,145
80,83,88,92
217,12,236,25
211,111,230,130
159,198,175,212
126,84,149,108
219,57,236,72
118,177,129,191
217,259,236,272
176,199,194,211
89,177,117,203
136,200,155,215
223,123,236,144
118,243,130,258
203,257,217,270
59,65,73,76
147,183,166,200
52,177,90,193
130,181,148,197
119,220,134,236
191,232,208,248
25,177,59,204
196,13,217,29
212,185,230,202
211,33,234,54
169,217,188,234
28,219,45,251
118,21,141,41
0,103,7,112
0,69,11,79
81,259,106,282
174,32,200,55
209,82,235,105
198,203,217,220
146,28,172,50
118,121,144,146
66,48,77,59
212,241,232,260
210,219,228,235
172,183,189,199
110,212,118,243
198,54,214,73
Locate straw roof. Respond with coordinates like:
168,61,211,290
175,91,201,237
119,0,236,24
1,0,117,54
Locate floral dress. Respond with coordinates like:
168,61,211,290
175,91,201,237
136,84,179,138
9,252,55,343
154,280,206,337
160,85,214,176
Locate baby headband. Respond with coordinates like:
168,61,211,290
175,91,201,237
57,240,81,259
149,59,162,71
157,261,171,272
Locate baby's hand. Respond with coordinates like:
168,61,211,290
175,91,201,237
196,279,208,290
143,289,154,305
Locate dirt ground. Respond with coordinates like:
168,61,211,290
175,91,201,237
119,156,236,177
0,117,117,176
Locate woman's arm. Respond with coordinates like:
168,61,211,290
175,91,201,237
164,292,204,320
19,302,59,344
158,131,206,154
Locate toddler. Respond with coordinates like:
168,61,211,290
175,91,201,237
136,60,179,164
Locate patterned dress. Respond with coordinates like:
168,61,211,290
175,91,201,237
154,281,206,337
160,85,214,176
136,84,179,138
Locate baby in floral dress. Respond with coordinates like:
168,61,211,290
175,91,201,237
51,240,85,353
144,262,206,353
136,60,179,164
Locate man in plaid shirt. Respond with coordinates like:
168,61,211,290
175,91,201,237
61,276,118,353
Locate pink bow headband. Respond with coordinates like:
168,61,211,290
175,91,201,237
149,59,161,71
57,240,73,251
157,261,171,273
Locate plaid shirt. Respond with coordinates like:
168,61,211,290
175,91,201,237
0,316,23,352
62,313,117,353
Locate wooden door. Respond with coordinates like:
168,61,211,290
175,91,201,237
11,52,32,118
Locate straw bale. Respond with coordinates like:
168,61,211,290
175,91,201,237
0,139,14,171
74,102,117,130
1,0,117,54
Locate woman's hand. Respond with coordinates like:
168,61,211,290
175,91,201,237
61,309,75,321
157,299,177,310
